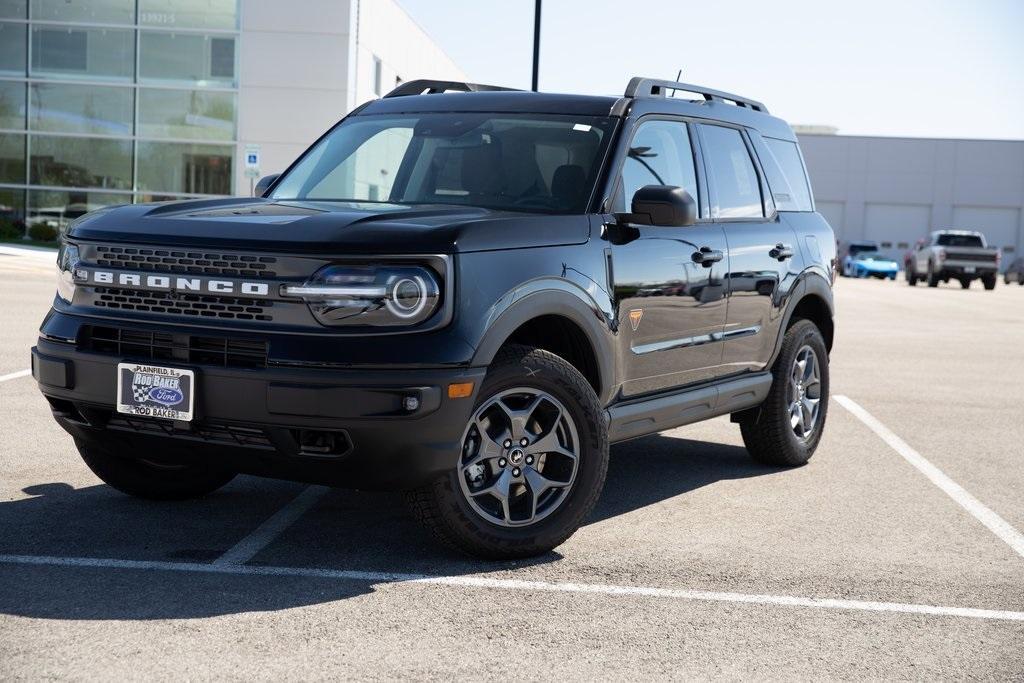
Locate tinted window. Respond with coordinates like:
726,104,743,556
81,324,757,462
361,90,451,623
764,138,813,212
137,142,234,195
0,22,26,75
30,0,134,23
0,80,26,129
139,0,239,30
699,124,763,219
30,135,132,189
30,83,134,135
619,120,698,211
936,233,984,247
30,26,134,80
272,114,613,214
139,88,235,141
0,133,25,183
139,32,236,87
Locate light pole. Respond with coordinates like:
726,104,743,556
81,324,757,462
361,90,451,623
531,0,541,91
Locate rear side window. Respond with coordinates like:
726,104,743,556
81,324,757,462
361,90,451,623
698,124,763,219
763,138,814,212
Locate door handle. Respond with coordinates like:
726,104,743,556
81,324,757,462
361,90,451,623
770,243,794,261
692,246,724,267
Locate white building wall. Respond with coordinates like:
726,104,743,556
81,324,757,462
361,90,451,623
235,0,465,196
799,133,1024,265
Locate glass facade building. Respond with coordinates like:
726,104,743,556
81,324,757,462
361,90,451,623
0,0,239,233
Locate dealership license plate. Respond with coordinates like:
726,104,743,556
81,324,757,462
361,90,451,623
964,266,976,273
117,363,195,422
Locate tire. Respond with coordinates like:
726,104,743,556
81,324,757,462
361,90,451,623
405,345,608,559
927,262,939,287
76,438,235,500
960,278,971,289
907,266,918,286
982,275,997,291
739,319,829,467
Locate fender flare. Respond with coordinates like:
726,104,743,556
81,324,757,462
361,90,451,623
767,269,835,367
470,283,616,405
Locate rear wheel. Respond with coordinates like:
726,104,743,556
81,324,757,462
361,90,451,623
982,275,997,290
76,438,235,500
907,264,918,286
739,320,829,467
960,278,971,289
405,345,608,559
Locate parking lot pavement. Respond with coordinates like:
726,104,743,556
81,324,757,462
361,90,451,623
1,255,1022,679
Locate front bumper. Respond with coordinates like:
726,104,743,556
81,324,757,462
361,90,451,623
32,338,486,490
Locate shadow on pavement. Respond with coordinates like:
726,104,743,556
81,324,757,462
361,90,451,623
0,433,781,620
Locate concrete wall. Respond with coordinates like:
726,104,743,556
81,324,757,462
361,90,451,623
235,0,465,195
798,134,1024,266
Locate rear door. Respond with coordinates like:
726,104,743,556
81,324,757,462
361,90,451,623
608,118,730,398
696,123,792,373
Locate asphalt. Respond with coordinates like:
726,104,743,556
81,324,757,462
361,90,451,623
1,250,1022,680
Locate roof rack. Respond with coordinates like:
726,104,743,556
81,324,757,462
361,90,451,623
384,79,521,98
624,77,768,113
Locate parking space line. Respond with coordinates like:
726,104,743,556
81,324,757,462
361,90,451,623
0,369,31,383
835,395,1024,559
213,485,330,565
1,552,1022,622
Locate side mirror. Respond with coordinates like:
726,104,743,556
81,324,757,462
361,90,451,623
254,173,280,198
625,185,697,227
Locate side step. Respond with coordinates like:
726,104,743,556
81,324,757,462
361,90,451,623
607,372,772,443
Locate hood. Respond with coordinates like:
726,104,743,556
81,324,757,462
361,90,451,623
67,197,591,253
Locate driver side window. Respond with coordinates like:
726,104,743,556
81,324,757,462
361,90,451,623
617,120,698,213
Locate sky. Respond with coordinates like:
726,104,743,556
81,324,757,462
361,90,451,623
396,0,1024,140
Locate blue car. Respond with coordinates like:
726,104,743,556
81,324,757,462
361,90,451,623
851,249,899,280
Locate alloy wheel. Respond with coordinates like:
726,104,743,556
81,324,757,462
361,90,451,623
457,387,580,527
788,345,822,440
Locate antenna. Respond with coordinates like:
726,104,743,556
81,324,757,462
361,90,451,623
668,69,682,98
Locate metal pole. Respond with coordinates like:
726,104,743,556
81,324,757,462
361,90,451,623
531,0,541,91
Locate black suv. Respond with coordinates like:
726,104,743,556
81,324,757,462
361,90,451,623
33,78,836,559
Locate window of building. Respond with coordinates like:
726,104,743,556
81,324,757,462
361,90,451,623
30,135,132,189
699,124,763,219
136,142,233,195
0,79,26,129
30,0,135,24
30,26,135,80
139,0,239,30
618,119,698,213
373,55,383,97
138,88,235,141
0,22,27,75
1,1,27,19
30,82,134,135
0,133,25,183
139,32,236,87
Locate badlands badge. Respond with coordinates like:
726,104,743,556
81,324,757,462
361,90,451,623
628,308,644,332
116,363,195,422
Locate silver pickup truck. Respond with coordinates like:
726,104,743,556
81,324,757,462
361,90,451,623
906,230,1000,289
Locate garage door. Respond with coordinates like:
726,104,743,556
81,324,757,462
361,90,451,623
816,201,845,239
864,203,930,259
951,206,1020,257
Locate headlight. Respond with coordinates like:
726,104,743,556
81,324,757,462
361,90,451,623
282,264,442,327
55,243,81,304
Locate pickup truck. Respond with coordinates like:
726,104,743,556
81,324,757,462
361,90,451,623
906,230,1000,289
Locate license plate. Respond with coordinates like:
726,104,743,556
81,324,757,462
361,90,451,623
117,363,195,422
964,266,976,273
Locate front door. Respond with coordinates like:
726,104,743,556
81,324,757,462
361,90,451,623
608,119,729,398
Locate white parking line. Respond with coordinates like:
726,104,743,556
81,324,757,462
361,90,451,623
0,369,31,383
835,395,1024,560
0,553,1021,622
214,485,330,565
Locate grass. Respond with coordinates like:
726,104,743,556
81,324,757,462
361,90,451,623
0,238,59,250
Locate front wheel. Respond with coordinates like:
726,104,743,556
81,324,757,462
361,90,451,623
739,319,829,467
405,345,608,559
982,275,997,290
927,262,940,287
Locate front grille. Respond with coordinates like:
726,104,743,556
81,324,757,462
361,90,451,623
92,287,274,321
95,245,278,278
81,325,269,369
107,414,274,450
945,252,997,262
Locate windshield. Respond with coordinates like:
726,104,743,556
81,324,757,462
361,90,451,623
856,249,881,258
936,233,984,247
271,113,616,214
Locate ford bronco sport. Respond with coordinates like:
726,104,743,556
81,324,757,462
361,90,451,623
32,78,836,559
